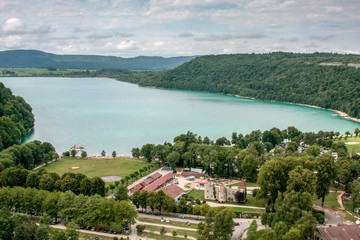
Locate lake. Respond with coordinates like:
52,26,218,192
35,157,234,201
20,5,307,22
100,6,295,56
1,77,359,155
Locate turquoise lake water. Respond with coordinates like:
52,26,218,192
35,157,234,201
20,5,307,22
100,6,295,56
1,77,359,155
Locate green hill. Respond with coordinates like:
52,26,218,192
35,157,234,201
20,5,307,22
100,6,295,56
0,50,195,70
135,52,360,119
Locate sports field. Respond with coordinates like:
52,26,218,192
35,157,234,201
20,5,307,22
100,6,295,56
42,157,147,178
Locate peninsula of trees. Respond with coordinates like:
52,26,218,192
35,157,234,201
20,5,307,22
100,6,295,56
0,82,34,150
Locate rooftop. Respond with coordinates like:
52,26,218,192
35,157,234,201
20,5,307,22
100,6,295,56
162,184,184,199
142,173,175,192
317,224,360,240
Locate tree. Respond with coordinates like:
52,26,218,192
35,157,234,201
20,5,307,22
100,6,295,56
12,213,37,240
26,172,40,188
91,177,105,196
70,149,77,157
212,208,235,240
81,151,87,158
39,213,52,225
136,225,145,235
114,184,128,201
315,154,336,207
112,151,116,158
241,154,258,181
355,128,360,138
246,220,257,240
166,151,180,168
66,221,79,240
306,145,320,157
154,190,166,214
101,150,106,157
139,191,148,211
141,144,155,162
0,207,13,240
234,191,246,203
131,147,141,158
286,166,316,195
172,229,177,238
160,226,167,235
53,231,67,240
35,225,50,240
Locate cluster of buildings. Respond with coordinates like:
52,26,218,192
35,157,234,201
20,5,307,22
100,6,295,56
129,172,164,193
315,224,360,240
204,179,247,203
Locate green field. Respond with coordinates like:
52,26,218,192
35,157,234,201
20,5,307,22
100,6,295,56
229,181,258,188
335,136,360,154
0,68,89,77
313,192,341,209
187,190,205,201
42,157,147,178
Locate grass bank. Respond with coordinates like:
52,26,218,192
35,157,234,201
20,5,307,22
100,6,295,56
41,157,147,178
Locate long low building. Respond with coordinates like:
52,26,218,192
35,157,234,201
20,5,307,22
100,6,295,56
142,173,175,192
130,172,163,193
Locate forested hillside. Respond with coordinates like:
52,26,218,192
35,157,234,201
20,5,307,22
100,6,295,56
0,83,34,150
0,50,195,70
133,52,360,118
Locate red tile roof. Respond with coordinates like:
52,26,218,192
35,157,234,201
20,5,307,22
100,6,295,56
317,225,360,240
151,172,162,180
238,179,247,189
142,177,155,186
181,172,205,178
130,183,144,193
142,173,174,192
162,184,184,199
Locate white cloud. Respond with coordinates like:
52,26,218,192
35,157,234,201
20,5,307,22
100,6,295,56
2,18,25,34
116,40,136,50
0,35,22,48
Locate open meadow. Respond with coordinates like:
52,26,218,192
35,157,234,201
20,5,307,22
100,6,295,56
335,136,360,154
42,157,147,178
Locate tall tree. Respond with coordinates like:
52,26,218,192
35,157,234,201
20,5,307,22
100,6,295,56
315,154,336,207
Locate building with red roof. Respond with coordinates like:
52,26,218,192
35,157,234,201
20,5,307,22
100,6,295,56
316,224,360,240
142,173,174,192
162,184,184,200
130,183,144,193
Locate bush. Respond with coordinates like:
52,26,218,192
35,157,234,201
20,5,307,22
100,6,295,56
252,189,258,198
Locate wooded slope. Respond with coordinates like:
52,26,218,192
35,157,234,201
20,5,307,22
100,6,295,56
135,52,360,118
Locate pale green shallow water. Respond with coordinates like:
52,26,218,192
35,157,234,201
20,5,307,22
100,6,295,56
1,77,359,155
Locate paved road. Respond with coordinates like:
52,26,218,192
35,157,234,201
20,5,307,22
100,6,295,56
231,218,263,240
136,219,197,231
138,213,200,224
207,201,265,210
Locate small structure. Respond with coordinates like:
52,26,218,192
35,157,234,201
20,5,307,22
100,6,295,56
315,224,360,240
204,179,247,203
162,184,184,200
181,172,205,178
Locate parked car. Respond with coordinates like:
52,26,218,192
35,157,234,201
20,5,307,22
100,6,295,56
234,222,240,226
161,217,164,222
179,215,185,219
166,219,170,223
194,216,200,220
91,227,96,231
96,227,102,232
186,221,191,226
146,210,151,214
154,212,160,216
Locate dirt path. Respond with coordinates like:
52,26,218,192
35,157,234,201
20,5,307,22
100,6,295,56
337,191,345,210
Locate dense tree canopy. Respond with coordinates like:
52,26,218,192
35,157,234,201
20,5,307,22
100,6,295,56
0,83,34,150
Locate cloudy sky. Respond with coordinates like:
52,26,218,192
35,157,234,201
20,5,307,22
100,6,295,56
0,0,359,57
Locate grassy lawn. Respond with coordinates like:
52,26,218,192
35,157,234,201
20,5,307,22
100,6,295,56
218,206,264,214
187,190,205,201
42,157,147,178
313,192,341,209
0,68,88,77
138,217,198,229
229,181,258,188
143,225,199,239
244,195,266,208
335,136,360,154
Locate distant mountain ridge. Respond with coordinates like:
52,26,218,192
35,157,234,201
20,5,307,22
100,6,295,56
0,50,196,70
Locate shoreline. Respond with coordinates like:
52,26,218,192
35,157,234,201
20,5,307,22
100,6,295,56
230,94,360,124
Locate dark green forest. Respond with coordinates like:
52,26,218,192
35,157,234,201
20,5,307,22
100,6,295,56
0,82,34,150
0,50,195,70
121,52,360,119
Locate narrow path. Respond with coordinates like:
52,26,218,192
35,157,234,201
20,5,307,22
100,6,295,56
142,229,196,240
207,201,265,210
337,191,345,210
136,219,197,231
